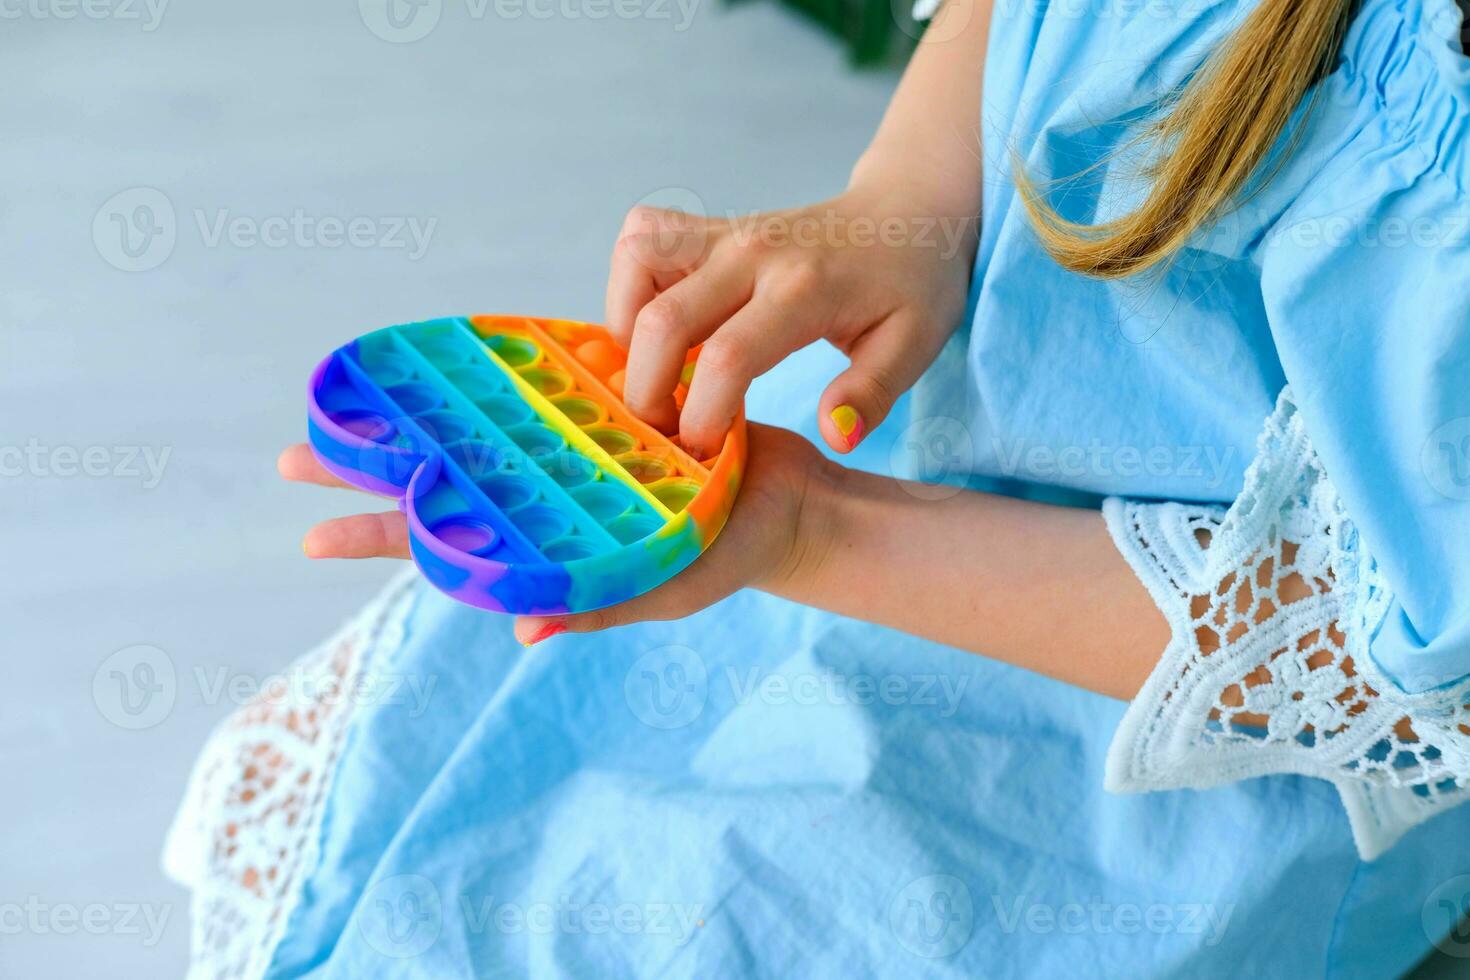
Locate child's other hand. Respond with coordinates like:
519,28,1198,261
279,444,414,559
513,423,832,643
606,187,975,458
279,426,834,643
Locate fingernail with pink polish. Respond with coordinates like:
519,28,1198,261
522,622,568,648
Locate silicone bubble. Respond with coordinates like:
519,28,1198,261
615,451,672,485
486,334,541,368
586,426,639,456
444,366,506,404
543,536,600,562
551,396,605,426
651,478,701,513
518,367,572,397
479,395,535,427
573,339,626,378
307,315,745,614
386,382,444,415
572,481,635,523
430,515,499,555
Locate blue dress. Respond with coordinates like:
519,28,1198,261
164,0,1470,975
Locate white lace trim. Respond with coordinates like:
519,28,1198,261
161,570,420,979
1103,387,1470,860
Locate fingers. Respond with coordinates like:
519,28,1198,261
278,443,354,489
605,206,708,346
283,445,409,560
818,313,940,453
677,291,825,458
606,234,664,348
512,543,742,644
621,254,752,435
302,511,411,560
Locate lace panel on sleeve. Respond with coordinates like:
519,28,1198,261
1102,388,1470,860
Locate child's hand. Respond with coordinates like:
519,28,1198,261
278,425,833,637
280,443,414,559
606,187,975,458
512,423,832,643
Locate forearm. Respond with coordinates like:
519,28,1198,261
771,464,1169,701
848,0,991,218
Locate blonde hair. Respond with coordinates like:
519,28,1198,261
1017,0,1355,279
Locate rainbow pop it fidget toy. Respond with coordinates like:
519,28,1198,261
308,315,745,614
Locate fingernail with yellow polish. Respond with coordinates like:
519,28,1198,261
830,405,863,450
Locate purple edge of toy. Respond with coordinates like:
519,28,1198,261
311,352,572,618
307,347,708,617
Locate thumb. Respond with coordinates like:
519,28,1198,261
818,315,939,454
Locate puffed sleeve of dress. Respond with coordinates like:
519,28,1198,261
1102,0,1470,859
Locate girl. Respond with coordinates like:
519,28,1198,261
168,0,1470,975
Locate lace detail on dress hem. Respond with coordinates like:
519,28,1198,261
161,570,420,979
1102,387,1470,860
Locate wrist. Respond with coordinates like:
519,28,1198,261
840,167,981,285
758,453,848,602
